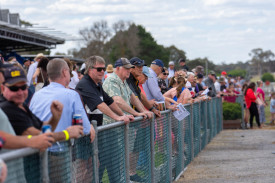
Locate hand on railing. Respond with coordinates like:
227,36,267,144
144,111,154,119
90,125,95,142
135,112,148,120
117,115,135,125
152,108,161,118
29,133,55,152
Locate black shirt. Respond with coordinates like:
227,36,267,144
181,65,189,71
76,74,114,126
0,96,42,135
126,73,141,100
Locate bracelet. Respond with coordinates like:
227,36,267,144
63,130,69,141
27,135,32,139
33,82,36,85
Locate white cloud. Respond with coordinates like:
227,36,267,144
1,0,275,63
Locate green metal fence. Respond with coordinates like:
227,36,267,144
0,97,224,183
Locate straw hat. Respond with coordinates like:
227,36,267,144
34,53,44,61
106,64,114,73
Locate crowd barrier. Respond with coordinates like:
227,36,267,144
0,97,223,183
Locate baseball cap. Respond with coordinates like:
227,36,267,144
129,57,145,67
221,71,227,75
197,73,203,79
178,58,186,63
142,66,152,78
151,59,164,68
209,71,216,75
114,58,134,69
168,61,174,65
3,66,27,86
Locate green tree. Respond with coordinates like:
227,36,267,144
228,69,247,78
261,73,275,82
249,48,275,75
137,25,169,65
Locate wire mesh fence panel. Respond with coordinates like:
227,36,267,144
206,100,212,143
5,153,39,183
192,102,201,157
200,101,207,150
72,135,95,183
170,113,184,180
129,119,151,183
212,98,218,137
48,141,72,183
184,105,192,168
154,112,170,183
98,126,126,183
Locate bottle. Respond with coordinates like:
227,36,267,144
42,125,52,133
72,114,83,126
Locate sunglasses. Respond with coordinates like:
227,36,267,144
92,67,106,72
163,73,169,75
6,84,28,92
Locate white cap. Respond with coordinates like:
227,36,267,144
168,61,174,65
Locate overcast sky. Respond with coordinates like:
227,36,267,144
1,0,275,64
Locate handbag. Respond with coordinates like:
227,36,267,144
255,97,264,106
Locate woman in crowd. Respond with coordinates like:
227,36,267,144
32,57,49,91
242,83,250,128
164,76,192,104
104,64,113,79
223,82,240,103
256,80,266,125
244,82,261,129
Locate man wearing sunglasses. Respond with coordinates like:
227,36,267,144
0,66,83,140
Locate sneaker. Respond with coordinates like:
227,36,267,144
130,174,145,182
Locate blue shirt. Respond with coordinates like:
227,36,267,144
142,68,165,102
29,82,91,134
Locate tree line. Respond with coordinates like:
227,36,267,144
69,20,275,78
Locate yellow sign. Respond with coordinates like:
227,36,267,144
11,71,21,77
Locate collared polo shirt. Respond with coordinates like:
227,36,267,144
0,96,43,135
102,72,133,125
76,74,114,126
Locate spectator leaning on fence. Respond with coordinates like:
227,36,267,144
203,71,217,97
256,80,266,125
103,58,149,124
0,63,54,151
29,59,91,140
142,59,176,111
127,57,161,117
0,65,83,141
76,55,134,127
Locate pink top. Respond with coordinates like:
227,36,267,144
164,87,192,104
256,87,265,101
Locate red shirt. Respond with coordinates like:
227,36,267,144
245,88,256,109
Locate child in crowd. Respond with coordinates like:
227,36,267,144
270,92,275,125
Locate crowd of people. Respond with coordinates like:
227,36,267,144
0,53,274,182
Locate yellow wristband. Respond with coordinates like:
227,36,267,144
63,130,69,141
33,82,36,85
27,135,32,139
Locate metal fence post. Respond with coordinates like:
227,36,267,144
150,115,155,183
190,104,194,160
124,123,130,183
91,120,99,183
168,112,173,182
41,151,49,183
241,95,245,129
198,102,202,152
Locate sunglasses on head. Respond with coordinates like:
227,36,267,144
92,67,106,72
6,84,28,92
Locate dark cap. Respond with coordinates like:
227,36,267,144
197,73,203,79
129,57,145,67
151,59,164,68
178,58,186,63
114,58,134,69
3,66,27,86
